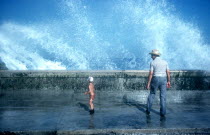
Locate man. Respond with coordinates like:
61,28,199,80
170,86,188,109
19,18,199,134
85,77,95,114
146,49,170,117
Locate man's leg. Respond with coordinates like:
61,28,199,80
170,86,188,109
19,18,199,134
160,80,166,116
147,79,158,113
147,91,155,113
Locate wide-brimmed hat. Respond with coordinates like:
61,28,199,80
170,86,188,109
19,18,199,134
149,49,161,56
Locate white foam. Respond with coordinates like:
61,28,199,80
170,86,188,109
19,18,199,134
0,0,209,70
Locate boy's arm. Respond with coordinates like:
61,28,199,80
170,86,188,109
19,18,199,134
84,90,90,95
84,85,90,94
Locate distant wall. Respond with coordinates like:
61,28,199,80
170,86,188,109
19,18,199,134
0,70,210,90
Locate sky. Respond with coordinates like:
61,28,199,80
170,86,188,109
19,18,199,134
0,0,59,23
168,0,210,44
0,0,210,44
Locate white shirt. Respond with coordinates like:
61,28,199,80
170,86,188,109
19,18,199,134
150,57,169,77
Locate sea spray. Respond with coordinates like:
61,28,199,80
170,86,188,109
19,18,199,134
0,0,209,70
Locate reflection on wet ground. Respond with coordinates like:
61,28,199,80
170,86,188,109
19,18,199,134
0,90,210,131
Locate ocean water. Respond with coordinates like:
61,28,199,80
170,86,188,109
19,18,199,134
0,0,210,70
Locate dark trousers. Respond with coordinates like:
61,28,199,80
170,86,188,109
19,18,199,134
147,76,167,115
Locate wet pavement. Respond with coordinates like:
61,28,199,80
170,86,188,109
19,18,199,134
0,90,210,132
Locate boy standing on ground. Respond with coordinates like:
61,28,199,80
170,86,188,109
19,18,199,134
85,77,95,114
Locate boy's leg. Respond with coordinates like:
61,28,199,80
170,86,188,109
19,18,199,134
89,99,94,110
89,99,94,114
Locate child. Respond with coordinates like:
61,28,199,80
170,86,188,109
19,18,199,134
85,77,95,114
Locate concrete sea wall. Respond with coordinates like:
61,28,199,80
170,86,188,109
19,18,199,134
0,70,210,90
0,70,210,104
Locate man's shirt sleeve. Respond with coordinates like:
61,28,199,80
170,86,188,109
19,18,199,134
150,62,154,71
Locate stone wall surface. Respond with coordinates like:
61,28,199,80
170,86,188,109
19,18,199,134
0,70,210,90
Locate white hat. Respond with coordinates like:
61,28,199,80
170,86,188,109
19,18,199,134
88,77,94,82
149,49,161,56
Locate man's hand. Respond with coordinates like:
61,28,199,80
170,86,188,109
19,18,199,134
167,82,171,88
166,70,170,88
146,83,150,90
84,92,88,95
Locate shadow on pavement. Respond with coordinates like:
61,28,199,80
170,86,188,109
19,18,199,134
122,95,159,115
77,102,89,112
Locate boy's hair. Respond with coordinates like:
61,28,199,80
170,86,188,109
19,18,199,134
88,77,94,82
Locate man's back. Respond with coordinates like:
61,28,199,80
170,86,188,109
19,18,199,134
150,57,169,77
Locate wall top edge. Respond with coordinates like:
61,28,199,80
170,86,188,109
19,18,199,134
0,70,209,72
0,70,210,78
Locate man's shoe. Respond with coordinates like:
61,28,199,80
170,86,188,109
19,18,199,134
160,114,165,117
146,110,150,115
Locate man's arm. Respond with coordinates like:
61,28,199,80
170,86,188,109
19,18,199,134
147,71,153,90
166,69,171,88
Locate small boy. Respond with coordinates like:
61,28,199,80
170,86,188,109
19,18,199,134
85,77,95,114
